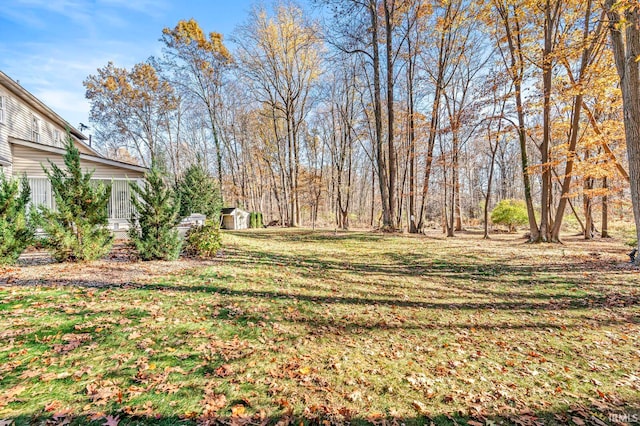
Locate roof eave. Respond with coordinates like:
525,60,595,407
9,137,149,174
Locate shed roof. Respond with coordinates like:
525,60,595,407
221,207,249,215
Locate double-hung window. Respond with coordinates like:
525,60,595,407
0,96,5,124
32,116,40,142
28,178,53,210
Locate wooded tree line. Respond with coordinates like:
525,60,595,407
84,0,639,243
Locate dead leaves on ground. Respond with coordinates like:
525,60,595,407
0,385,25,410
2,231,640,424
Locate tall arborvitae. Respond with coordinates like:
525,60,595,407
0,174,35,265
129,165,182,261
176,162,222,221
40,133,113,262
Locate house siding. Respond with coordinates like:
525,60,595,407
0,72,97,178
0,86,72,150
0,87,14,176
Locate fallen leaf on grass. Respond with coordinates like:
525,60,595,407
0,385,26,409
53,340,81,354
53,333,92,354
155,383,182,394
44,401,63,412
298,366,311,375
51,413,72,425
201,390,226,421
102,415,120,426
231,404,246,416
87,381,122,406
215,364,233,377
412,400,429,415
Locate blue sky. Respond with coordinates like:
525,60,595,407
0,0,264,132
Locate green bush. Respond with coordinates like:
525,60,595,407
0,174,35,265
39,134,112,262
184,220,222,258
490,199,528,232
129,165,182,261
176,162,222,222
249,211,263,228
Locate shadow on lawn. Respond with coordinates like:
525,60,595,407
211,246,640,306
4,403,640,426
4,242,640,312
137,281,640,316
222,244,630,284
227,229,389,244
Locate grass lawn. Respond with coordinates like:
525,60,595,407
1,229,639,425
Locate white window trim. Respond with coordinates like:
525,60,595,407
32,115,41,143
0,96,5,124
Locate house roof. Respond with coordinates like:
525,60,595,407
0,70,101,157
9,137,148,174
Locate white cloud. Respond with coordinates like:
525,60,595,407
1,0,92,28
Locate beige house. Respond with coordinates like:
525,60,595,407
0,70,147,230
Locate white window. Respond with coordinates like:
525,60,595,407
28,178,53,210
94,179,134,219
54,129,61,145
0,96,5,124
32,116,41,142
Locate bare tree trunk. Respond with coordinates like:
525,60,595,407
606,0,640,262
484,148,497,239
453,143,462,232
384,0,397,230
602,177,610,238
408,42,417,233
539,0,560,242
495,1,540,241
369,0,391,229
584,175,594,240
370,165,375,228
417,2,453,232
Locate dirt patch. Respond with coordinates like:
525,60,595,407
0,242,220,288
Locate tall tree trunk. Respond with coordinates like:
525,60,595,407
453,136,462,232
370,165,376,227
370,0,391,229
496,2,540,241
417,2,451,232
606,0,640,262
384,0,397,230
602,177,610,238
407,38,417,233
584,175,594,240
539,0,557,242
